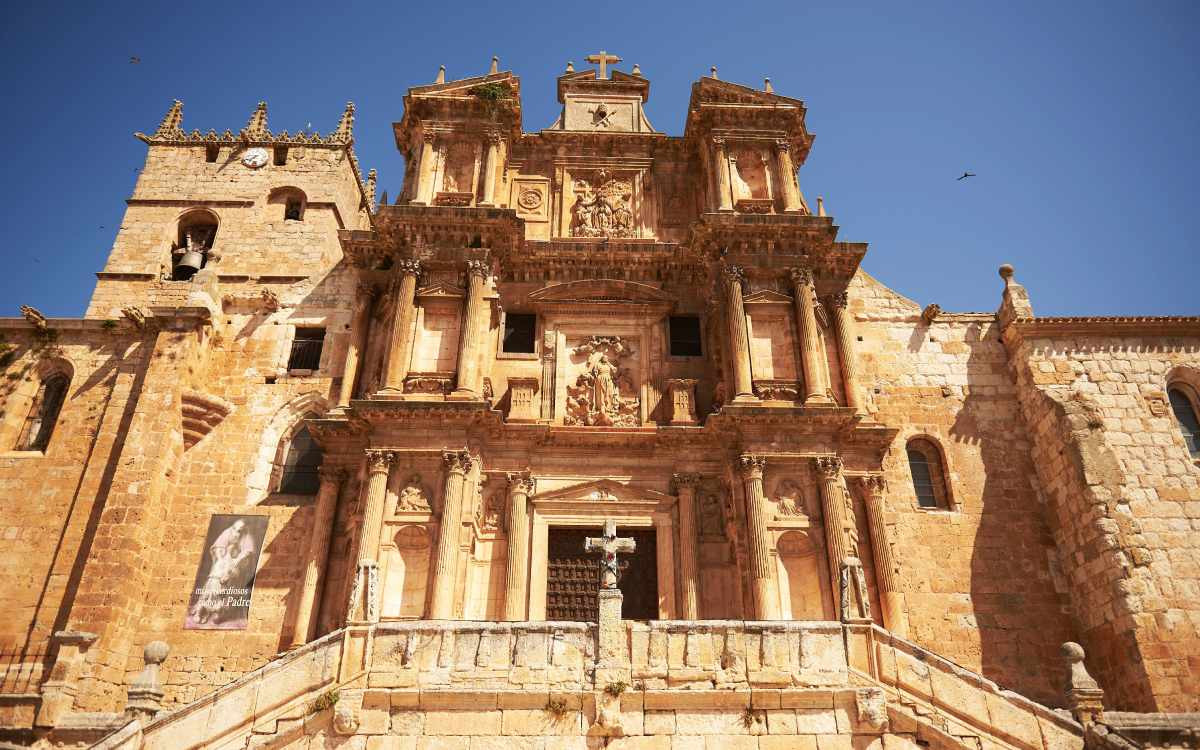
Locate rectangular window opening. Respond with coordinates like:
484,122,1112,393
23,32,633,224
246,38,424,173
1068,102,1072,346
288,327,325,370
274,146,288,166
205,145,219,163
503,313,537,354
669,316,703,357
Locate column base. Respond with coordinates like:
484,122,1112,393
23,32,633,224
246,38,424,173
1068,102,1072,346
446,389,481,401
372,387,406,400
731,393,761,404
803,394,836,406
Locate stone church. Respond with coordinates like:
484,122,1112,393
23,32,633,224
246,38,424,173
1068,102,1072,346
0,53,1196,749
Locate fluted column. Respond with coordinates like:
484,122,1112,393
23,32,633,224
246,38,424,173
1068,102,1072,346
789,267,833,405
479,134,500,206
338,284,376,407
430,450,473,618
775,139,802,213
348,450,394,623
673,473,702,619
738,455,778,619
815,456,853,616
860,475,907,636
381,260,421,394
721,266,756,402
830,292,866,415
291,466,346,646
415,131,437,205
712,136,733,212
451,260,489,399
503,471,534,621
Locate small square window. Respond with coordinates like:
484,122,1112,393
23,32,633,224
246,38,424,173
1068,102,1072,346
288,327,325,370
274,146,288,166
669,316,703,357
503,314,537,354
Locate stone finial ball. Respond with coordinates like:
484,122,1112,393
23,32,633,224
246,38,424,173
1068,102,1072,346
998,263,1015,280
144,640,170,665
1060,641,1085,662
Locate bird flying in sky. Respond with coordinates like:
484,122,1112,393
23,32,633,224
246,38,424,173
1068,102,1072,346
129,56,141,64
957,171,977,181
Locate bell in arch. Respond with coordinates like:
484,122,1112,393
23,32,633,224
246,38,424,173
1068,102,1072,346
173,225,214,280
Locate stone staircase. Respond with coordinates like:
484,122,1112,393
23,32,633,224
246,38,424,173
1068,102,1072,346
88,621,1085,750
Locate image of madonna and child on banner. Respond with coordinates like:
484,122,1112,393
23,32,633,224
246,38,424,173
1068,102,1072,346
185,514,269,630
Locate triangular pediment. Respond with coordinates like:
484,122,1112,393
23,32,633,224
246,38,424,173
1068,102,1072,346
528,279,673,305
744,289,794,305
415,281,466,299
692,76,803,108
531,478,671,505
409,71,519,99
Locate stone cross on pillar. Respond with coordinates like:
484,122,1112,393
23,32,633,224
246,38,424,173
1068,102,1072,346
585,520,636,589
584,50,622,79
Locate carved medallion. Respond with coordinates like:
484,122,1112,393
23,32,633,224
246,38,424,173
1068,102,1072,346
517,188,543,211
564,335,640,427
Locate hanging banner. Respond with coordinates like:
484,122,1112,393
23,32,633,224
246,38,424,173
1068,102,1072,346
184,514,269,630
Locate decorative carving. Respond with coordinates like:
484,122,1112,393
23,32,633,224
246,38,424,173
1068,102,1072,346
855,688,888,731
506,471,534,496
734,198,773,214
434,192,473,206
588,488,617,502
753,380,801,402
789,267,814,288
478,490,503,532
396,259,422,278
721,265,745,288
443,449,473,474
773,479,807,517
1145,391,1169,417
738,454,766,478
813,455,842,478
569,171,636,238
403,374,453,395
465,259,489,280
20,305,48,331
565,336,640,427
121,306,150,329
365,449,395,474
396,475,431,512
517,187,543,211
666,378,698,425
672,473,702,492
830,291,849,309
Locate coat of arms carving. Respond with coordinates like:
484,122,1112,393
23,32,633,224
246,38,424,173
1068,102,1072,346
569,171,637,238
565,336,640,427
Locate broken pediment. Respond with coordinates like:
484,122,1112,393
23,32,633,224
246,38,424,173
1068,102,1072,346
528,279,673,305
530,478,670,506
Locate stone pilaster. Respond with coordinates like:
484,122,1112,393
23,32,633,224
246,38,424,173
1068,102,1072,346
721,266,757,402
380,260,421,394
673,473,702,619
830,292,866,415
291,466,346,647
430,450,473,618
450,261,489,399
479,133,500,206
338,284,376,407
775,139,802,213
503,472,534,621
414,131,437,205
712,136,733,212
859,475,906,636
737,455,778,619
789,267,833,405
815,456,855,619
348,450,393,624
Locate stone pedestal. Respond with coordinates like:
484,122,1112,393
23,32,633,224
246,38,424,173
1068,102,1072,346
35,630,97,728
124,640,169,722
666,378,698,425
506,377,539,422
596,588,626,667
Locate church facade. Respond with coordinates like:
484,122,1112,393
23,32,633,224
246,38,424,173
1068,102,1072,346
0,54,1197,749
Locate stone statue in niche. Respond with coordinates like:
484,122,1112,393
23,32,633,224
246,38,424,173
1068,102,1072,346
397,476,430,512
699,492,726,537
773,479,807,517
477,490,502,531
565,336,640,427
569,171,636,238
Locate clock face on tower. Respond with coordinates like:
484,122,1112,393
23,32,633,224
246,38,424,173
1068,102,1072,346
241,147,269,169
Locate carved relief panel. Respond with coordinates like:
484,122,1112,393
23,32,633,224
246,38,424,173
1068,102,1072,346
563,335,641,427
562,169,648,240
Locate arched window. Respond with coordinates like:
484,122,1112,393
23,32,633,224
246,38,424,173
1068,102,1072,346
278,426,321,494
906,437,950,509
1168,387,1200,458
269,187,306,222
16,373,69,452
171,209,218,281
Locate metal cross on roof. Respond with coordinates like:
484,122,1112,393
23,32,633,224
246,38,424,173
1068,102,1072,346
584,520,635,589
584,50,622,80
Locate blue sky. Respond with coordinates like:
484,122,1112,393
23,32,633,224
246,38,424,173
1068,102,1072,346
1,0,1196,317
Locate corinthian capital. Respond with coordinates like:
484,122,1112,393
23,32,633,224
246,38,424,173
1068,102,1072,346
737,454,766,478
365,449,396,474
672,473,702,493
443,449,474,474
506,470,534,496
396,259,421,278
788,267,814,288
830,291,849,309
813,455,843,478
464,259,489,281
858,473,886,497
721,264,745,288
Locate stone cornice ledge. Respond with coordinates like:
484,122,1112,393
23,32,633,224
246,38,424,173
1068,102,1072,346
1011,315,1200,338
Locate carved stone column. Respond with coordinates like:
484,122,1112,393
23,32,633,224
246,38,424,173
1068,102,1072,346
479,133,501,206
348,450,394,623
712,136,733,212
721,266,756,402
415,131,437,205
815,456,854,618
450,261,489,399
830,292,866,415
338,285,376,407
381,260,421,394
291,466,346,646
775,140,802,213
859,475,907,636
738,455,778,619
430,450,473,618
673,473,702,619
503,472,534,621
789,267,833,405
